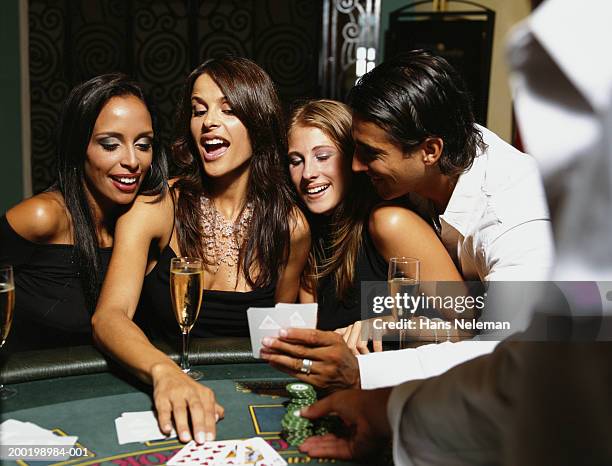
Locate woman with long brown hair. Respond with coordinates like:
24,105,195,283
92,57,309,444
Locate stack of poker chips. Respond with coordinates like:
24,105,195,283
281,382,317,446
281,382,345,446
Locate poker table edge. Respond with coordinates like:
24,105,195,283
0,337,256,384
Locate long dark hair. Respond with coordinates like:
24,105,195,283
349,50,486,177
54,73,167,313
172,56,294,288
288,100,378,301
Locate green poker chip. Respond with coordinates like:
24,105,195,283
286,382,316,396
287,401,314,411
285,435,312,447
282,420,311,429
282,422,310,428
283,433,311,441
286,382,312,392
282,422,310,431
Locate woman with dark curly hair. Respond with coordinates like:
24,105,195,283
92,57,309,445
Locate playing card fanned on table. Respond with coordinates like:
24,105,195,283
167,437,286,466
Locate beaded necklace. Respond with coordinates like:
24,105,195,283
200,195,253,272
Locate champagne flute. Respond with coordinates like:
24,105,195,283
0,265,16,400
170,257,204,380
387,257,420,349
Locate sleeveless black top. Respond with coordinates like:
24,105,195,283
140,246,276,341
0,215,112,351
315,226,387,331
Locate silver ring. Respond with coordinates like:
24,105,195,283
300,358,313,375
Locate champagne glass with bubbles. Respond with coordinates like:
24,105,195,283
170,257,204,380
0,265,16,400
388,257,420,349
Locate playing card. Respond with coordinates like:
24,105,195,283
215,440,242,465
167,440,237,466
115,411,175,445
242,437,286,466
247,303,317,358
242,439,265,465
0,419,78,446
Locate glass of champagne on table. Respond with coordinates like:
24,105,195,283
0,265,16,400
170,257,204,380
388,257,420,349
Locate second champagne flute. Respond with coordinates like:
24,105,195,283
388,257,420,349
170,257,204,380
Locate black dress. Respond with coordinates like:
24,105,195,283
0,215,112,351
140,246,276,342
315,225,388,331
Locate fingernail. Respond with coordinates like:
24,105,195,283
205,432,214,442
215,413,220,422
196,432,205,444
300,407,308,416
279,329,288,337
262,337,273,346
180,431,191,442
163,424,172,433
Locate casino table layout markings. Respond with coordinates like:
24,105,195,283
2,372,355,466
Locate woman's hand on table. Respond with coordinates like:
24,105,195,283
335,319,385,355
260,328,360,391
150,363,224,444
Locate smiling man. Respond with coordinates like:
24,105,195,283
349,50,554,282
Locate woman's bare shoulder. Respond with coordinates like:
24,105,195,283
5,191,70,243
368,203,429,240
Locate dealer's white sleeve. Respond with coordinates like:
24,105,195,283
387,381,422,466
359,341,499,389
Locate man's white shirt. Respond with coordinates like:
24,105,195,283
409,124,554,282
358,125,555,391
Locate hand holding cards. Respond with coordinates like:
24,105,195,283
167,437,286,466
247,303,317,358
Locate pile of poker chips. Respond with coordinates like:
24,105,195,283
281,382,316,446
281,382,345,446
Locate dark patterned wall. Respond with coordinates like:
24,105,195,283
29,0,322,193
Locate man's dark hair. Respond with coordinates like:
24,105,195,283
348,49,486,176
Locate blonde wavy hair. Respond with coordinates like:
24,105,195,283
288,99,378,302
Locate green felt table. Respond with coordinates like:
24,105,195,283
1,359,356,466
